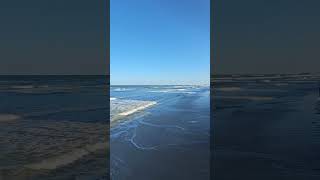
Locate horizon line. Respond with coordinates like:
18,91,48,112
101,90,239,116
0,74,109,76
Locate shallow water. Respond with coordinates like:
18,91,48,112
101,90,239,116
110,85,210,180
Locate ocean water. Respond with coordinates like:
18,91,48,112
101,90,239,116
110,85,210,180
3,74,318,179
212,74,320,180
0,75,109,179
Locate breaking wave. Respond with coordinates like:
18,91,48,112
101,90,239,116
111,99,157,123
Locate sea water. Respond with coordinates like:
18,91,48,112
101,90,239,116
0,75,109,179
110,85,210,180
212,74,320,179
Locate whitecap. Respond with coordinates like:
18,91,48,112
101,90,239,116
111,99,157,122
112,88,133,92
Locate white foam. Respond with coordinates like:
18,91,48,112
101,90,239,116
149,88,195,94
110,97,117,101
111,99,157,122
118,101,157,116
113,88,133,92
175,88,187,91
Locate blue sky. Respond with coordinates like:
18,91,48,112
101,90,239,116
111,0,210,85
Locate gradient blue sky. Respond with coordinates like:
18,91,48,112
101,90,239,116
111,0,210,85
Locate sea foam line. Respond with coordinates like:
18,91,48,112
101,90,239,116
111,99,158,123
118,102,157,116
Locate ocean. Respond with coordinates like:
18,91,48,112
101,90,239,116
0,75,109,179
2,74,318,179
212,74,320,179
110,85,211,180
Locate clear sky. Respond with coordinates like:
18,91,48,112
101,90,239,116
111,0,210,85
